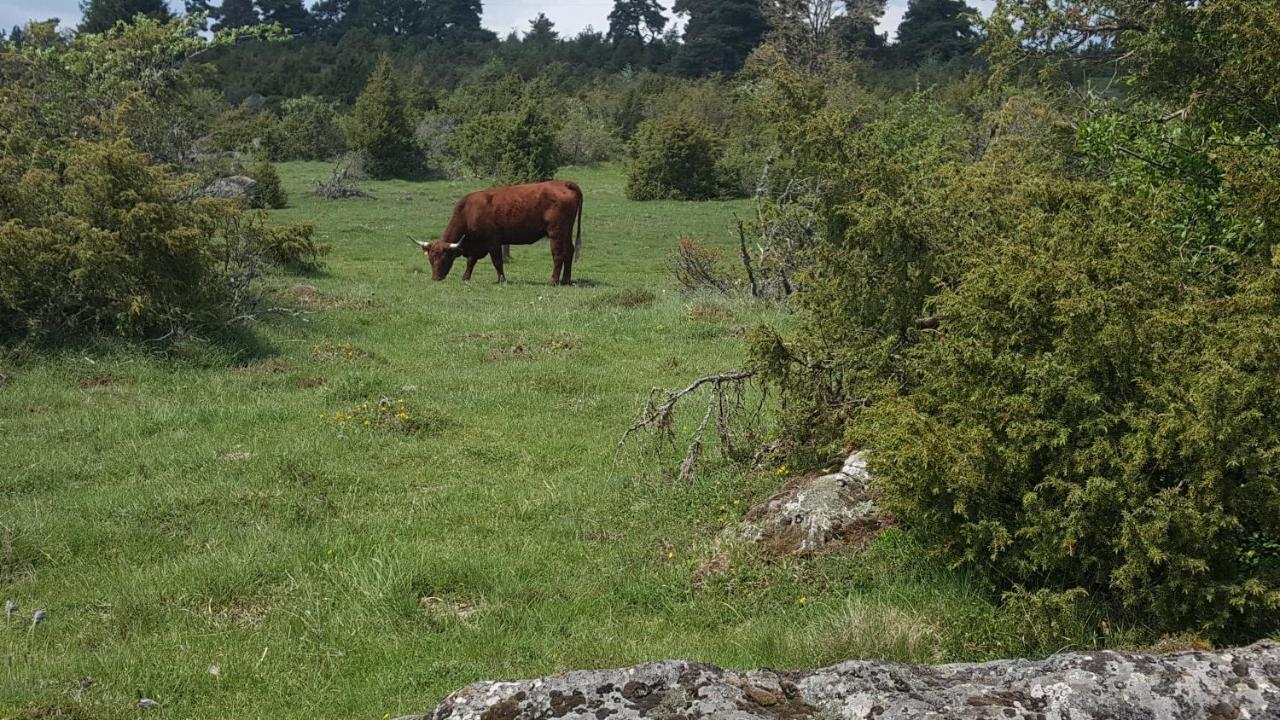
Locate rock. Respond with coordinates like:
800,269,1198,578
241,93,266,113
695,452,890,589
198,175,258,201
423,641,1280,720
736,451,890,557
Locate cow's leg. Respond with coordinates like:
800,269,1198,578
502,244,512,261
550,246,565,286
462,255,479,281
490,249,506,283
549,235,572,286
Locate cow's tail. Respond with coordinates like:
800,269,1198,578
569,181,583,260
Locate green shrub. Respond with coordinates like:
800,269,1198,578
247,159,287,209
625,113,728,200
344,56,420,179
0,141,277,340
276,95,345,161
453,101,559,185
556,101,623,165
202,106,284,158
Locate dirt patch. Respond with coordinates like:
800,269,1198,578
687,300,734,324
236,360,293,374
420,595,482,624
486,344,530,363
200,597,270,628
313,341,375,363
297,377,328,389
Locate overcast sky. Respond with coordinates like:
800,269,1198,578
1,0,994,43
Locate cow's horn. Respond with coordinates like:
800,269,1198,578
446,237,464,250
408,236,429,249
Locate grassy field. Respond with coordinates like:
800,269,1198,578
3,164,1072,720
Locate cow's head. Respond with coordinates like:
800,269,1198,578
413,237,463,281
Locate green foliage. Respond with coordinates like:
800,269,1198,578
276,96,345,160
0,17,307,342
892,0,979,65
673,0,768,75
202,107,284,158
556,100,624,165
344,55,420,179
79,0,172,33
453,101,559,184
248,159,288,208
625,113,729,200
745,0,1280,639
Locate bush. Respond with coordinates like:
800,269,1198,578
247,159,287,208
414,112,463,178
276,96,345,161
556,101,623,165
344,56,420,179
453,101,559,185
625,114,728,200
670,238,734,293
0,141,302,340
202,106,283,158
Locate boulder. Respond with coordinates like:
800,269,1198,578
198,175,258,201
419,641,1280,720
736,451,890,557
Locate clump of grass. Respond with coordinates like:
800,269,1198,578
806,600,943,664
588,287,656,309
327,396,428,434
687,299,734,324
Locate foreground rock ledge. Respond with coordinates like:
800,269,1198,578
423,641,1280,720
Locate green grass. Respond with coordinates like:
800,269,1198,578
1,164,1095,719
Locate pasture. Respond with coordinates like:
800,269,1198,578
3,164,1054,719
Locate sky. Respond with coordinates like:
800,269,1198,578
1,0,994,43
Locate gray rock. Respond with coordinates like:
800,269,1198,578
424,641,1280,720
198,175,258,201
736,451,889,557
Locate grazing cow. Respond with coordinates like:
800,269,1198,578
413,180,583,286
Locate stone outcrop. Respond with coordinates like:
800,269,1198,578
419,641,1280,720
736,451,890,557
197,175,258,201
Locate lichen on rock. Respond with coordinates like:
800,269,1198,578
415,641,1280,720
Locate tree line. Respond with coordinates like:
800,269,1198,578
3,0,982,88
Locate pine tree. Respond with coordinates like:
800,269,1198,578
607,0,666,42
78,0,171,33
892,0,978,64
213,0,261,29
525,12,558,43
344,55,419,178
257,0,313,33
673,0,767,75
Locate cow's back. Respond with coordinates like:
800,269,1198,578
460,181,579,244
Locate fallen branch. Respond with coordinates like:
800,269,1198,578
617,370,759,482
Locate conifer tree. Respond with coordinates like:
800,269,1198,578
78,0,171,33
344,55,419,178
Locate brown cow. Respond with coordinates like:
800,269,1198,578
413,180,583,286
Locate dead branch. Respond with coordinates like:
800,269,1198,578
616,370,759,481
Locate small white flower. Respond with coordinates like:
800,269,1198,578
31,609,46,625
209,663,221,676
138,697,159,710
3,600,16,617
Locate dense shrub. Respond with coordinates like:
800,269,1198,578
453,101,559,184
0,18,314,342
625,113,728,200
0,141,290,339
864,140,1280,635
202,106,284,158
344,56,420,178
247,159,288,208
414,112,463,178
745,12,1280,637
556,100,623,165
276,95,346,161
